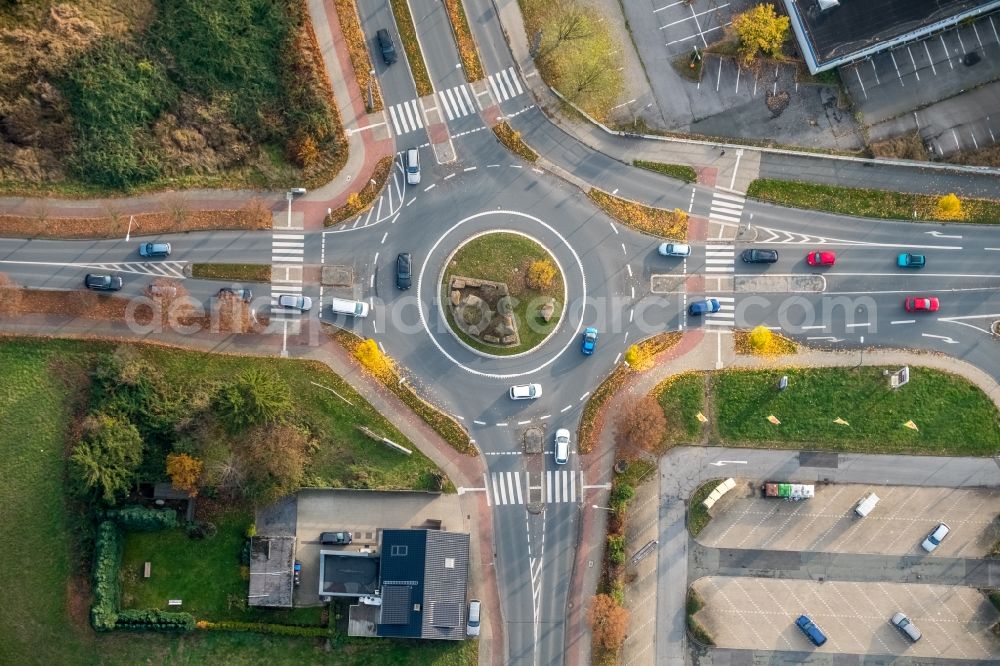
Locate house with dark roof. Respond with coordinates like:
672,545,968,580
346,528,471,640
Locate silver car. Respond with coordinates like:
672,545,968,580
278,294,313,312
405,148,420,185
509,383,542,400
554,428,570,464
658,242,691,257
890,612,922,642
920,522,950,552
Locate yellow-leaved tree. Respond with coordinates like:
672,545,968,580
935,193,962,220
732,4,790,69
166,452,204,497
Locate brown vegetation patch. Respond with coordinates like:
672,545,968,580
443,0,484,81
869,132,929,161
578,364,630,454
946,144,1000,168
492,122,538,163
588,188,687,239
0,200,270,239
332,0,384,111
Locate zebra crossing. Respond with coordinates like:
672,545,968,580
487,470,579,506
704,295,735,327
270,232,305,325
385,67,527,136
704,243,735,273
436,83,477,121
387,98,424,136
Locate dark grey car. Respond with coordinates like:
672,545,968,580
741,248,779,263
320,531,353,545
376,29,397,65
396,252,411,290
84,273,123,291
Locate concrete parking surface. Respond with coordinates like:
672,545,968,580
697,483,1000,557
692,576,1000,659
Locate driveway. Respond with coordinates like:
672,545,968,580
691,576,1000,659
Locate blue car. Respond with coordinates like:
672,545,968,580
897,252,925,268
688,298,720,316
795,615,827,646
581,327,598,355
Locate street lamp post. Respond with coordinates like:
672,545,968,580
367,69,375,111
592,505,612,511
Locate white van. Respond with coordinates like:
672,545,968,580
329,297,370,318
855,493,880,517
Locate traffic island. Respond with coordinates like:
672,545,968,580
441,232,564,356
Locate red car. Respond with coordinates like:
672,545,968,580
904,296,939,312
806,250,836,266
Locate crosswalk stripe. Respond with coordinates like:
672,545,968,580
403,101,417,131
389,105,402,135
452,87,468,115
438,90,455,120
491,474,501,505
500,69,516,99
569,471,576,503
715,296,736,302
488,74,503,103
273,234,304,240
712,200,744,211
713,191,746,203
272,255,304,264
410,100,424,128
546,470,553,503
493,73,509,101
705,244,734,249
498,474,508,504
507,472,517,504
273,284,302,292
705,251,734,257
446,88,460,116
705,266,735,272
460,84,475,112
561,471,569,503
508,66,524,95
272,241,304,248
514,473,523,504
710,211,742,223
272,248,304,255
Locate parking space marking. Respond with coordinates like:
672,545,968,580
923,41,938,75
940,34,955,69
906,46,920,81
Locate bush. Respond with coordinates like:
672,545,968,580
936,193,963,219
526,259,557,289
588,593,629,650
196,619,330,637
615,396,667,458
353,338,394,381
91,521,123,631
610,482,634,517
606,535,626,565
115,609,196,632
166,452,204,496
69,411,144,505
105,506,179,532
214,368,292,432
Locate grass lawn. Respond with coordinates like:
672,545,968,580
633,160,698,184
713,367,1000,454
688,480,724,537
443,232,564,355
747,178,1000,224
0,338,471,665
654,372,706,447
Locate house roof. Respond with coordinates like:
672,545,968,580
375,529,470,640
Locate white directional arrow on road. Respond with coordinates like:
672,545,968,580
925,231,962,239
806,336,844,342
922,333,959,344
709,460,748,467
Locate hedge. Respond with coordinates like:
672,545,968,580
105,506,179,531
196,619,330,637
115,608,195,632
91,521,123,631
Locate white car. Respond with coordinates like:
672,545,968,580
466,599,481,637
554,428,570,464
405,148,420,185
278,294,313,311
509,383,542,400
921,522,950,552
658,242,691,257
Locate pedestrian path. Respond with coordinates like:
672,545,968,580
388,98,425,136
437,83,478,121
486,66,524,104
704,295,735,327
487,470,580,506
709,190,745,236
704,243,735,273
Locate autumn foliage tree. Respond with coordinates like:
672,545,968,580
526,258,557,289
242,422,317,502
588,593,629,650
624,343,654,370
615,395,667,457
732,3,790,68
166,452,203,496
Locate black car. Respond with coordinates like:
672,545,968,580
377,29,397,65
320,531,353,545
741,248,779,263
396,252,411,290
217,287,252,302
84,273,123,291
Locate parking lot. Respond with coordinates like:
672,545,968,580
691,576,1000,658
697,483,1000,557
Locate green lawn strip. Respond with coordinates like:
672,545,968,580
685,587,715,646
653,372,706,447
713,367,1000,455
633,160,698,184
190,263,272,283
388,0,433,97
747,178,1000,224
442,233,563,355
688,479,724,537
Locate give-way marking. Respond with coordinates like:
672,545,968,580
922,333,959,344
